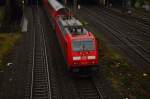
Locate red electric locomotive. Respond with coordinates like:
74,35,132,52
43,0,99,73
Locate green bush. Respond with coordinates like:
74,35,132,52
0,33,21,70
134,0,144,8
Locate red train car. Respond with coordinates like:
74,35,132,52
43,0,99,73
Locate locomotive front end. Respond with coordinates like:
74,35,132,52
69,38,99,73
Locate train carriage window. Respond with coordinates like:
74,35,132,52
72,40,95,52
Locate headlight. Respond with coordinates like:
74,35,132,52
73,56,81,60
88,56,96,60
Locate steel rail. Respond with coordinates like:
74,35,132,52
75,78,104,99
30,7,52,99
30,8,36,99
82,7,150,64
41,23,52,99
92,79,104,99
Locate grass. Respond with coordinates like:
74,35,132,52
77,10,150,97
80,19,150,99
98,35,150,99
132,7,150,19
0,33,21,70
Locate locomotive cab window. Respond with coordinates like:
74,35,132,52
72,40,95,52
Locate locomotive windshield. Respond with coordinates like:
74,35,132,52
72,40,95,52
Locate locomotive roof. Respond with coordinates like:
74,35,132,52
48,0,65,11
58,16,88,35
60,16,82,26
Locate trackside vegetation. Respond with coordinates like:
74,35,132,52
94,31,150,99
81,19,150,99
0,33,21,70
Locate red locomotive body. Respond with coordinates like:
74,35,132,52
43,0,99,73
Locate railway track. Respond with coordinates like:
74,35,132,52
74,78,104,99
129,10,150,26
113,8,150,26
80,7,150,64
39,6,107,99
90,7,150,64
76,6,150,73
93,7,150,38
29,7,52,99
24,6,119,99
38,7,79,99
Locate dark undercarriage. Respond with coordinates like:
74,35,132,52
67,65,99,77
